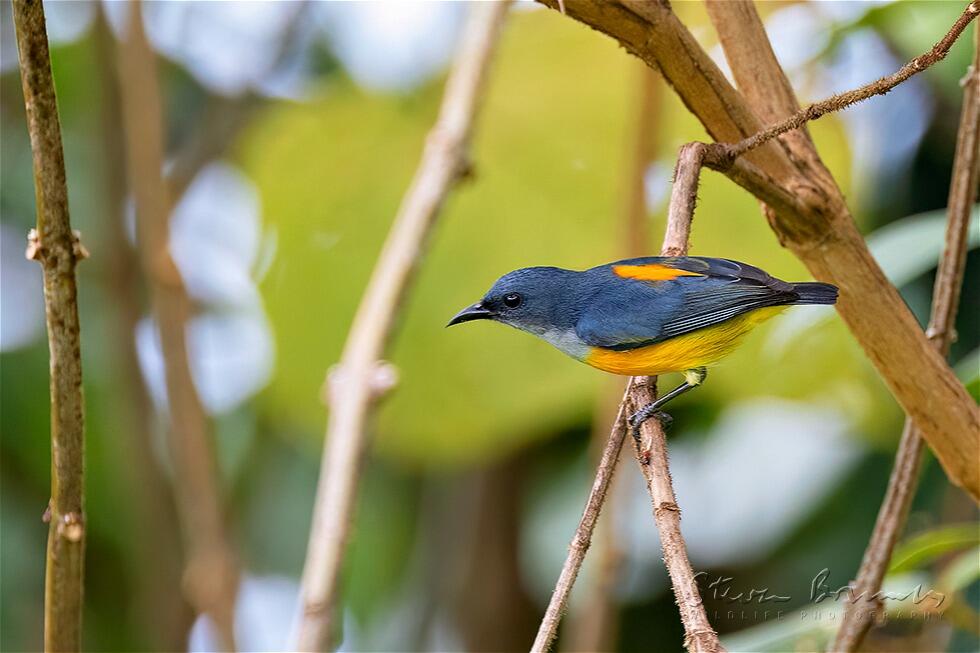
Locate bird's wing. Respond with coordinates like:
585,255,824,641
575,257,798,350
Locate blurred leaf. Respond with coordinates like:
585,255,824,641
767,207,980,353
889,524,980,574
871,207,980,287
955,347,980,401
937,545,980,595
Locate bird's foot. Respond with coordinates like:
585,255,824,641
628,406,673,441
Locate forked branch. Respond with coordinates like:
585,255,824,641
12,0,87,649
531,386,633,652
713,1,979,164
292,3,511,650
532,141,723,653
624,144,724,653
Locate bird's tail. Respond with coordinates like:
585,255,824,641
792,282,838,305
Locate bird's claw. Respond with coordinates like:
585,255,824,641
628,407,673,432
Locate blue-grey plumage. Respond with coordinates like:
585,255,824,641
448,256,838,376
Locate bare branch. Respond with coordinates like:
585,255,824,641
116,3,240,648
292,3,511,650
93,8,189,647
565,63,662,653
624,142,724,653
833,25,980,653
12,0,86,648
531,386,633,653
533,142,723,653
536,0,980,502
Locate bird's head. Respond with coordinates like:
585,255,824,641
447,266,578,336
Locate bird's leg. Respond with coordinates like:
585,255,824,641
628,368,707,437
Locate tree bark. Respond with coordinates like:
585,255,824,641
12,1,87,650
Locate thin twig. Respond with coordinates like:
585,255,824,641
531,386,633,653
832,25,980,653
536,0,980,503
292,3,511,650
715,1,980,163
12,1,87,649
116,3,239,649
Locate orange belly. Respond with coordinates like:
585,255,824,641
584,306,786,376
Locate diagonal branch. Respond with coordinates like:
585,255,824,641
116,2,240,649
536,0,980,502
292,3,512,650
12,1,87,649
832,25,980,653
531,385,632,653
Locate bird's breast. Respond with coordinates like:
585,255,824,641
584,305,786,376
531,326,592,361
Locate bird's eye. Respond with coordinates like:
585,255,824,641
503,293,523,309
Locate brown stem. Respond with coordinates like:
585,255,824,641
92,7,189,648
533,141,723,653
536,0,980,503
292,3,511,650
531,385,633,653
832,25,980,653
115,3,240,649
627,143,723,653
12,1,87,649
566,64,662,653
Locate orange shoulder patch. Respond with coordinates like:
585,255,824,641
612,264,703,282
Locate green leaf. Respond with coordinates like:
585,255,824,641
889,524,980,574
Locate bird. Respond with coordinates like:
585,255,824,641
447,256,838,432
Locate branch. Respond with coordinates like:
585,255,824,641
715,1,980,162
292,3,511,650
531,386,633,653
833,25,980,653
536,0,980,502
533,141,723,653
116,3,239,649
12,1,87,649
565,63,662,653
93,7,188,647
626,143,724,653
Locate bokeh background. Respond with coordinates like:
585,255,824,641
1,1,978,651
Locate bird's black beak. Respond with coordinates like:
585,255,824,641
447,302,493,327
